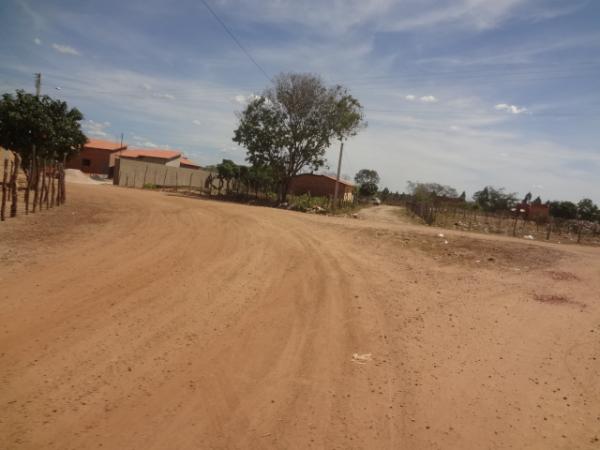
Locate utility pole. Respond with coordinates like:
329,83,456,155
120,133,124,148
34,73,41,96
332,140,344,209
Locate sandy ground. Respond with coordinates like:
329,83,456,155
1,186,599,450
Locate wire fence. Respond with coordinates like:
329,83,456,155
406,200,600,246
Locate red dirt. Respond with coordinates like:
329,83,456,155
1,190,599,449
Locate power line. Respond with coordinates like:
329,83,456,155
199,0,272,83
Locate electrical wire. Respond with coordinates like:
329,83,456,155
199,0,273,82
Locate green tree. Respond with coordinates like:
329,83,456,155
355,169,380,197
407,181,459,202
577,198,598,221
354,169,380,186
532,196,542,205
216,159,238,194
0,90,86,172
548,200,577,220
473,186,517,212
379,187,390,201
233,73,365,202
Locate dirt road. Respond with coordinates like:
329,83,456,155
1,186,599,449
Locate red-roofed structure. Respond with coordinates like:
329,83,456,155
289,174,355,201
180,157,201,170
66,138,127,176
118,148,182,166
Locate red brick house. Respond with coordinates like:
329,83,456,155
67,138,127,176
289,174,355,201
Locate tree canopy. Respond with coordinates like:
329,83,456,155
233,73,365,201
407,181,459,202
355,169,379,197
0,90,86,168
473,186,518,212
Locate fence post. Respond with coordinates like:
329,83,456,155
142,166,148,188
10,155,20,217
1,158,7,221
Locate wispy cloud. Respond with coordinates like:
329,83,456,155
495,103,527,114
33,37,41,45
420,95,438,103
405,94,438,103
52,43,80,55
82,120,111,137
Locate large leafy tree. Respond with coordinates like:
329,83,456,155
473,186,517,212
407,181,459,203
233,73,365,202
577,198,598,221
355,169,380,197
0,90,86,172
548,200,578,220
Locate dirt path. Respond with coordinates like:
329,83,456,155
1,185,599,449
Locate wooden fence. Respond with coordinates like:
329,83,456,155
1,149,67,222
406,200,600,246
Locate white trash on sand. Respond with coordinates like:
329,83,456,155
352,353,372,364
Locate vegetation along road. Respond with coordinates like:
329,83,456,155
1,183,599,449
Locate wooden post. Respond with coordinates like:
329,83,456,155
162,169,168,188
39,159,46,211
188,172,193,192
142,165,148,188
44,160,50,210
25,158,32,214
10,155,20,217
1,159,7,221
61,154,67,204
50,162,56,208
33,158,40,213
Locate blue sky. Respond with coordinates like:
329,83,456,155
1,0,599,202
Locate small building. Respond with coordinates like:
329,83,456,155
118,148,182,167
180,157,201,170
289,174,355,202
66,138,127,176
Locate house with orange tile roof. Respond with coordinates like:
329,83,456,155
66,138,127,176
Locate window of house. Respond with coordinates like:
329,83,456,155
82,159,91,167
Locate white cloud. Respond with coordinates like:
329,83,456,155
192,119,203,126
495,103,527,114
141,83,152,91
82,120,111,137
153,92,175,100
420,95,438,103
233,94,262,105
405,94,416,101
34,37,41,45
143,141,158,148
52,43,80,55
